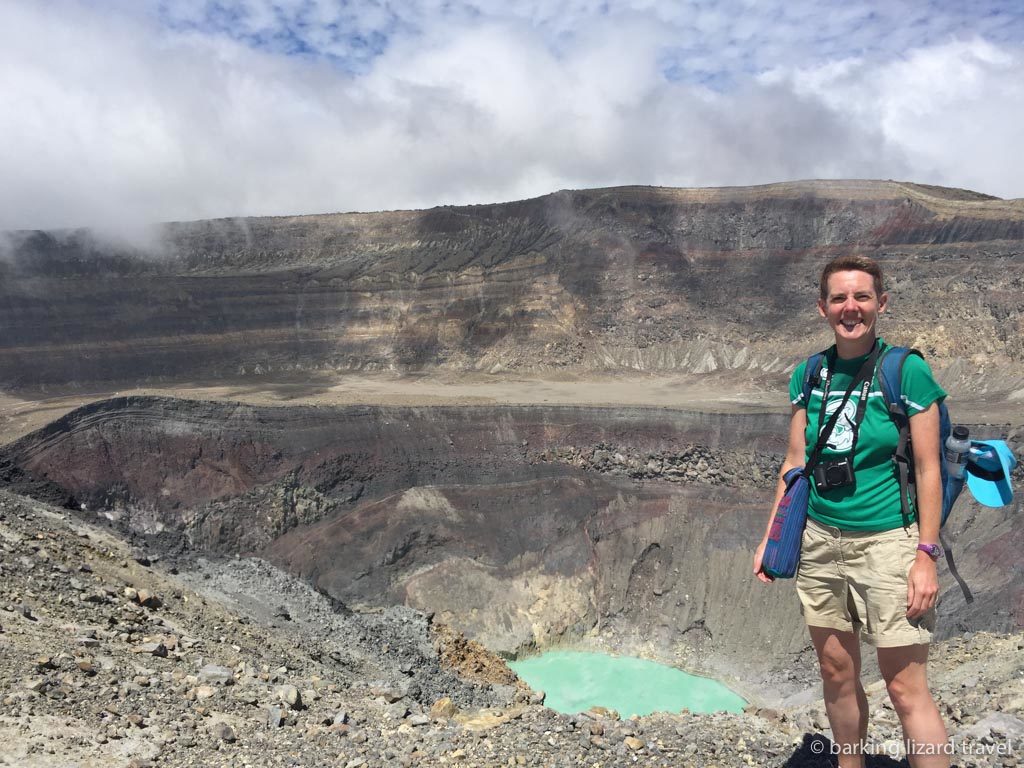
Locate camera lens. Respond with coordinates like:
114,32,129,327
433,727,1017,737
826,465,845,484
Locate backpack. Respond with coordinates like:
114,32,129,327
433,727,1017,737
800,345,974,603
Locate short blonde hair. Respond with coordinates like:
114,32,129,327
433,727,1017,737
819,255,884,300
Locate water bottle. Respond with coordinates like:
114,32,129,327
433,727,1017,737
944,425,970,479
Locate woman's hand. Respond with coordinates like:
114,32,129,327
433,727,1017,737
753,537,775,583
907,553,939,618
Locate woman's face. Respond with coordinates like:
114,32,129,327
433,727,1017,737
817,269,888,346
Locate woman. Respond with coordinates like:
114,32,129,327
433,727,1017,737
754,255,950,768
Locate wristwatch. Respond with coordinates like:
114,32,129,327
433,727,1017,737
917,543,942,560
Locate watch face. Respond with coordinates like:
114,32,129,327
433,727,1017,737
918,544,941,559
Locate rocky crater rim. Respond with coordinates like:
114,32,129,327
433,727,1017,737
2,394,1020,707
3,179,1016,236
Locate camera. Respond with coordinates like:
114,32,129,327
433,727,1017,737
812,457,854,492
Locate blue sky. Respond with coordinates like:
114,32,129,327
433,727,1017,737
154,1,1024,81
1,0,1023,234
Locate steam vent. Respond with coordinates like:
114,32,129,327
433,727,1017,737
2,181,1023,766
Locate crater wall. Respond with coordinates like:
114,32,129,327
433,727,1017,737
2,181,1023,392
2,397,1019,690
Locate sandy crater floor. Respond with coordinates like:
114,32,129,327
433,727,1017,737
2,370,1018,446
0,372,794,445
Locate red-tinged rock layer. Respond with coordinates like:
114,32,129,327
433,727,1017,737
1,396,1019,686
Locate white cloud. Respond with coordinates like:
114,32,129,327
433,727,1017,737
769,38,1024,198
0,0,1022,236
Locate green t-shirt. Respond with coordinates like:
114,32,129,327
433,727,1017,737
788,340,946,531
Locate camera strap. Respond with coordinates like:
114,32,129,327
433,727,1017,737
805,341,881,476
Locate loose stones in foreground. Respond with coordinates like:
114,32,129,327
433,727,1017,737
0,490,1022,767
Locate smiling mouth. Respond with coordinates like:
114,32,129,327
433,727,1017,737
840,320,861,332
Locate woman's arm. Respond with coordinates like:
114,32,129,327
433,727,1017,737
906,401,942,618
753,405,807,583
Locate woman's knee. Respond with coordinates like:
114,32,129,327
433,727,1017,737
883,673,933,717
818,651,858,686
810,628,861,686
815,643,859,686
878,644,933,717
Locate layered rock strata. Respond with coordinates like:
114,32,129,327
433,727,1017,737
2,180,1023,393
2,397,1020,691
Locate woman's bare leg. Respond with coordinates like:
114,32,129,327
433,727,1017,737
809,625,869,768
877,643,949,767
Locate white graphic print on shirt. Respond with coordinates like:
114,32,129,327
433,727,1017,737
820,396,858,453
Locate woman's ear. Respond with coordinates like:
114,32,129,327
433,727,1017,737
817,298,827,318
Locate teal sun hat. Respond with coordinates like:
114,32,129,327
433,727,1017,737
965,440,1017,508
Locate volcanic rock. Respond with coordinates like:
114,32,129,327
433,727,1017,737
2,181,1023,393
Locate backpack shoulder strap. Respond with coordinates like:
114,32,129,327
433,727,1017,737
876,345,921,417
876,345,917,526
800,351,827,407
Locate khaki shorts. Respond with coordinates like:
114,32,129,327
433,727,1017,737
796,517,936,647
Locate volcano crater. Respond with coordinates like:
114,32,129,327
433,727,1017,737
2,395,1019,702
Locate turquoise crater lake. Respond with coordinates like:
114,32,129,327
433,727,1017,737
508,650,746,718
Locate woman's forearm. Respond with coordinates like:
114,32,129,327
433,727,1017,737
908,401,943,543
914,460,942,543
761,459,801,539
761,406,809,540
